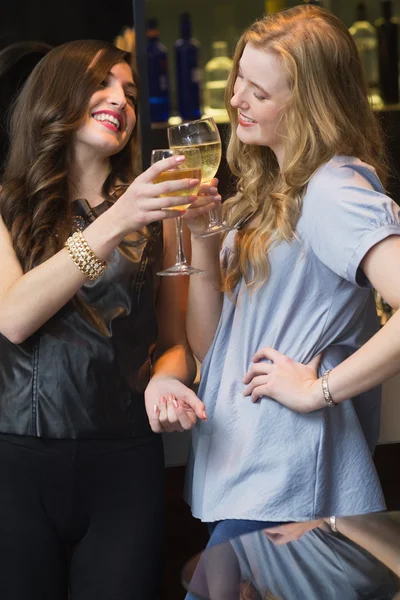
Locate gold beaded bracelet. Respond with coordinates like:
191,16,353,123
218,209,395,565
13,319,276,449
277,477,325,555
65,231,107,281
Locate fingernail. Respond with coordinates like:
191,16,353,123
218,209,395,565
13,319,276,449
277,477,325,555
176,156,185,163
189,179,200,186
153,405,159,415
209,187,217,193
172,399,179,409
202,410,208,420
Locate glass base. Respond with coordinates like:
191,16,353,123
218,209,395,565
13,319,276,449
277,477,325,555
157,263,205,276
197,222,234,238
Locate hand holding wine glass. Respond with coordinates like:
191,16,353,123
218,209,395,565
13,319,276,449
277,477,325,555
151,148,205,276
168,117,232,238
182,178,222,238
111,154,199,235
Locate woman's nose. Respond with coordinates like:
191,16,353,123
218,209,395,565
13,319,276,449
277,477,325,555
231,90,248,109
108,88,127,109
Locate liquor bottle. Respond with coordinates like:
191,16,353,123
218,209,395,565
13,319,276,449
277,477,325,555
203,41,233,123
174,13,201,121
349,4,381,104
146,19,170,123
376,0,399,105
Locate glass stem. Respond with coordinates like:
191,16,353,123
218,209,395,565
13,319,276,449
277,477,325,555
207,208,220,226
175,216,187,266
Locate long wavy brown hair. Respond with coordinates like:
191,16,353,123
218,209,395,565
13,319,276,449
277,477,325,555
223,5,388,296
0,39,139,273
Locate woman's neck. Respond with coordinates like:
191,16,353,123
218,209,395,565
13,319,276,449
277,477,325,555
69,153,111,208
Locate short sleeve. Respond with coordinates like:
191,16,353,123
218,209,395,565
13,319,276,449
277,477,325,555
302,158,400,286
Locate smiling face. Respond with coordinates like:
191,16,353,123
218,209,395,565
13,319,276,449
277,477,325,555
73,61,137,159
230,44,291,165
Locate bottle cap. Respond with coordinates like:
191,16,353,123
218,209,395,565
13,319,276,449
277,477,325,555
146,18,159,38
180,12,192,40
212,41,228,56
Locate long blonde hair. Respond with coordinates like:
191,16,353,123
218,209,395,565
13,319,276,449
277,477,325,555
223,5,387,296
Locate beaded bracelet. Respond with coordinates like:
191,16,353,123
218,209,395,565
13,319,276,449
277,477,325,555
65,231,107,281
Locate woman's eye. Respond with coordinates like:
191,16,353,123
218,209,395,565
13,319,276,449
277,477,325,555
126,94,137,105
254,92,267,101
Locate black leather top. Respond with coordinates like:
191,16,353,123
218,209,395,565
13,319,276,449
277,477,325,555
0,200,163,439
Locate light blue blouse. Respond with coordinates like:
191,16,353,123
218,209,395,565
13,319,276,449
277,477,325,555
185,156,400,522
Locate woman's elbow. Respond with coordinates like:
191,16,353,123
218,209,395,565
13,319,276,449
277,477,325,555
0,319,30,345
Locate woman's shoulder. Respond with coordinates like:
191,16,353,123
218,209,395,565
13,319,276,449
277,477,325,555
307,156,382,196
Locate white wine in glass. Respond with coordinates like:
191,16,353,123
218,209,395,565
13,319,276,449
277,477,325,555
168,117,232,238
170,141,222,187
152,166,202,210
151,148,204,276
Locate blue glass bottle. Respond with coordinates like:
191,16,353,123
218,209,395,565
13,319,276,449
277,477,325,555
174,13,201,121
146,19,170,123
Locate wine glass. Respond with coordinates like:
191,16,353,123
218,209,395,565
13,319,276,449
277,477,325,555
167,117,232,238
151,148,205,276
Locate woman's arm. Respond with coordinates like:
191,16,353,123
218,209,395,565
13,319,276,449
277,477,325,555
243,234,400,412
186,235,223,361
321,235,400,405
151,218,197,385
0,156,198,344
0,212,119,343
145,219,207,433
184,180,224,362
328,514,400,578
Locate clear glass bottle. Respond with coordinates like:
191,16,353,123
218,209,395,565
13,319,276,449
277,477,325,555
350,3,382,107
203,41,233,123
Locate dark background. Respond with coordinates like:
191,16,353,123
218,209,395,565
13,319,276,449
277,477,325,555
0,0,134,49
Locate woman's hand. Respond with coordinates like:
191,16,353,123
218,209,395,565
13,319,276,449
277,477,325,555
183,178,222,238
264,520,325,546
243,347,324,412
111,155,200,236
145,376,207,433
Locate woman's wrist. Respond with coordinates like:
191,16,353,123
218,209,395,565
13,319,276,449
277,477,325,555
103,203,131,241
310,377,330,411
83,207,125,261
190,232,220,248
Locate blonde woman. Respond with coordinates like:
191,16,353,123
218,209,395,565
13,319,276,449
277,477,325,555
151,4,400,552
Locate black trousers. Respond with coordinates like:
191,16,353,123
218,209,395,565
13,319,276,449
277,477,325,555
0,433,165,600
